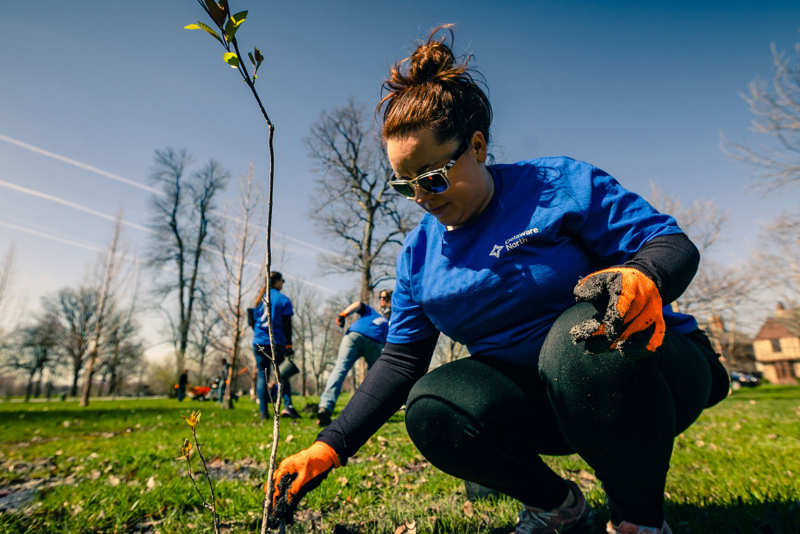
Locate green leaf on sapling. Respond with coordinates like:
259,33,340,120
195,21,224,46
248,52,256,67
223,11,248,43
223,52,239,68
254,47,264,70
231,11,248,26
204,0,226,27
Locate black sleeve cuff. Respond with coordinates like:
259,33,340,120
623,233,700,305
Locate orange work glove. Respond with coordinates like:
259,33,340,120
571,267,665,359
267,441,340,527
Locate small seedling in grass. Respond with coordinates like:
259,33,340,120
179,410,220,534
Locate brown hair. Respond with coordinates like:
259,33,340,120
254,272,284,306
379,25,492,146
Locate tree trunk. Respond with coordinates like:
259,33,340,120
25,371,35,402
80,350,98,407
71,369,80,397
222,341,239,410
300,344,306,396
33,369,42,399
222,303,243,410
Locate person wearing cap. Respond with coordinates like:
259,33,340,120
315,290,392,426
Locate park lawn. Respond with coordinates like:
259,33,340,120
0,387,798,534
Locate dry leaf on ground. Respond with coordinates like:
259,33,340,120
463,500,474,518
394,519,416,534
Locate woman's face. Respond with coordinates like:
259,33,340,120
386,129,494,229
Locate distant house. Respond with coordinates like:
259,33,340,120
753,304,800,384
698,316,757,375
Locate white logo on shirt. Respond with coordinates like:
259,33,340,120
490,228,539,259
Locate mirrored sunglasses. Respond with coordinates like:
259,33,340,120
389,139,470,199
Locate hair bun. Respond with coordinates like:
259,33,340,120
408,42,455,84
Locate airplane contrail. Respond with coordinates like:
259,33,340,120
0,132,338,256
0,179,152,234
0,220,104,253
0,133,163,195
0,181,336,294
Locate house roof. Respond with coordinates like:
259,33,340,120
754,309,800,340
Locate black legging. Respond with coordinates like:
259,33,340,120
405,303,723,527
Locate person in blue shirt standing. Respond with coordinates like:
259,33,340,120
265,28,729,534
253,272,301,420
315,291,392,426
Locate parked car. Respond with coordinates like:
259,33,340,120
729,371,761,390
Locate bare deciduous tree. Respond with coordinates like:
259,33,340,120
216,166,264,409
283,282,318,397
0,246,14,319
647,184,748,314
80,214,130,407
8,313,62,402
306,99,419,304
190,289,225,387
722,34,800,194
44,287,96,397
0,246,20,353
754,211,800,323
649,185,760,353
98,274,143,398
648,183,728,255
679,259,760,324
147,148,229,377
305,297,345,395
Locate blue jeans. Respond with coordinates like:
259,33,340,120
253,345,293,416
319,331,383,413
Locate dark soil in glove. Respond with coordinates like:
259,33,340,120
571,272,654,359
268,472,299,528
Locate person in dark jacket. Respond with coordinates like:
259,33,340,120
177,369,188,402
217,358,229,404
266,27,728,534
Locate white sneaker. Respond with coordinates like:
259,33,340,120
606,520,673,534
515,480,593,534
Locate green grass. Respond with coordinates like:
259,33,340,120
1,388,799,533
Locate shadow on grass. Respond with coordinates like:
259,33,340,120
663,500,800,534
322,500,800,534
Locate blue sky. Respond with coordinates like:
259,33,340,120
0,0,798,358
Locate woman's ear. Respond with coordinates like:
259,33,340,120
470,131,488,164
